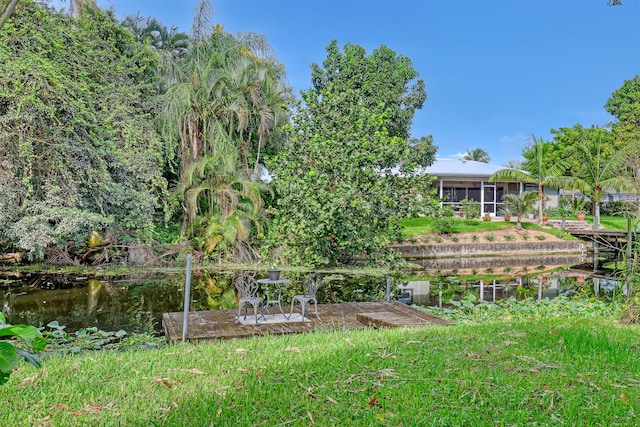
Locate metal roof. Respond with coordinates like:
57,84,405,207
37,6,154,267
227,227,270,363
423,158,514,178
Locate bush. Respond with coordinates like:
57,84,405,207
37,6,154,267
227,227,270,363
460,198,480,220
432,206,455,234
600,200,637,217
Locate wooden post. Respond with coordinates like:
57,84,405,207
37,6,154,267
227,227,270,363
182,254,193,343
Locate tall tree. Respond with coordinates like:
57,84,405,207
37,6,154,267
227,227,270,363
69,0,95,18
0,1,165,257
605,75,640,147
310,40,426,140
269,41,435,267
561,133,639,231
489,135,567,224
121,12,190,62
161,0,290,261
463,148,491,163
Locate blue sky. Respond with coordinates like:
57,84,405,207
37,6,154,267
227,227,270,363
54,1,640,165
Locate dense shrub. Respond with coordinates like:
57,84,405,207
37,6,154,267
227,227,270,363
460,198,480,220
600,200,638,217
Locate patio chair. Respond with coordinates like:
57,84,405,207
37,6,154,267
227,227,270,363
288,273,322,322
235,274,263,325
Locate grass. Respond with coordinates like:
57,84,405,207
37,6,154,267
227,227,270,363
598,215,632,231
2,303,640,426
401,217,513,237
400,217,575,240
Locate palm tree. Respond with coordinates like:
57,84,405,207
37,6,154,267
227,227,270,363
463,148,490,163
501,191,538,229
489,135,567,225
560,134,639,231
121,13,190,61
505,159,523,170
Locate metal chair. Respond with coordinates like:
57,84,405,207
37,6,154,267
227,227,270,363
288,274,322,322
235,274,263,325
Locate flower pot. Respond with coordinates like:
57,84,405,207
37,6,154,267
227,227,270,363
267,270,280,281
542,215,549,222
504,216,510,221
577,214,586,221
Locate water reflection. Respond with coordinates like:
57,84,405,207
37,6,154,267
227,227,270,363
0,271,390,333
412,253,585,277
0,264,626,334
399,270,626,307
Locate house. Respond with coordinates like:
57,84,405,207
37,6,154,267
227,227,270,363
423,158,559,217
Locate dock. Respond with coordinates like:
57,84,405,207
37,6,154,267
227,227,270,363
162,300,452,344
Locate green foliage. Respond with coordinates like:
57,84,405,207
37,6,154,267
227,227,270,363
310,40,426,140
600,200,637,217
460,197,480,219
432,206,456,234
606,75,640,146
491,135,568,223
426,295,618,323
41,321,165,355
462,147,490,163
501,191,538,228
0,1,167,256
160,10,291,260
559,130,639,230
269,41,435,267
0,313,46,385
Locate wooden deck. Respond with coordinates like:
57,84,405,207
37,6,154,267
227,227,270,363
162,300,452,344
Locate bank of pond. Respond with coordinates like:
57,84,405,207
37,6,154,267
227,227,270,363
0,262,627,335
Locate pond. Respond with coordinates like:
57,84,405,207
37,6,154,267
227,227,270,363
2,257,626,335
0,270,391,333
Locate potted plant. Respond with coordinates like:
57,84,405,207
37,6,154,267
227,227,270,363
267,264,281,281
499,206,512,221
571,197,587,221
542,207,550,223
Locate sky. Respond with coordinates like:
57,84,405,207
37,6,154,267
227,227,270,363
52,0,640,166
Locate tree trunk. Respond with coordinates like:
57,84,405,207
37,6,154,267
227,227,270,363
537,183,543,225
70,0,96,18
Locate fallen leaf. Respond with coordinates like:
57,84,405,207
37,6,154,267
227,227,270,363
151,378,174,389
181,368,204,375
50,404,69,411
159,402,179,413
256,368,264,379
307,409,315,424
83,405,108,413
368,396,378,407
284,346,301,353
621,393,630,404
343,338,354,346
20,374,39,385
326,396,338,404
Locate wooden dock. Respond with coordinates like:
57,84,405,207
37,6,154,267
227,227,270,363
162,300,452,344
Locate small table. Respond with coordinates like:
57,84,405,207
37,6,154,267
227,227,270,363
256,278,290,320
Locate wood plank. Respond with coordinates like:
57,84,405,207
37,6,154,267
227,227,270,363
163,301,452,343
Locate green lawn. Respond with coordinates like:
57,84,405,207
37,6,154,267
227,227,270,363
400,216,574,240
597,215,633,231
2,302,639,426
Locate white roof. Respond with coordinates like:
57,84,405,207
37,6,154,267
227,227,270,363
423,158,512,178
